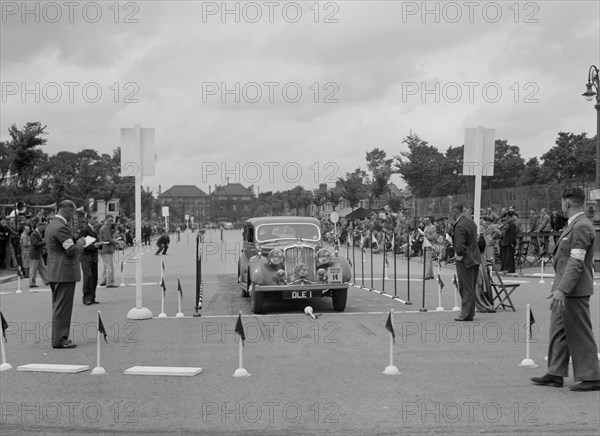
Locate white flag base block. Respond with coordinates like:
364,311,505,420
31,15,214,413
126,307,153,320
452,306,460,312
91,366,106,375
15,290,22,294
18,364,89,373
125,366,202,376
175,312,185,318
382,365,401,375
158,313,167,318
233,368,250,378
120,283,126,287
518,358,538,368
0,363,13,371
435,306,445,312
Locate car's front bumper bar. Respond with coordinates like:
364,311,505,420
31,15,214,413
254,283,349,292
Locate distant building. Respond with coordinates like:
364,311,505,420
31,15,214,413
211,183,254,224
92,198,120,222
158,185,210,223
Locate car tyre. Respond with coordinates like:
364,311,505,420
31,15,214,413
332,289,347,311
250,282,264,313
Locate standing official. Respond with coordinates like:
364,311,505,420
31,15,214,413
532,188,600,391
99,215,118,288
79,215,102,305
29,221,49,288
45,200,85,349
449,203,480,322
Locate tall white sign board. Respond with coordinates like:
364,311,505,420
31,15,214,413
463,126,495,231
121,124,154,320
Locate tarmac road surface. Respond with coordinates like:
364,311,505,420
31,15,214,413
0,229,598,435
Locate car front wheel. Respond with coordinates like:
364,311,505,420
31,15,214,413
249,282,264,314
332,289,347,311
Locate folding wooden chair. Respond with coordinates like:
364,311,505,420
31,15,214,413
489,270,519,311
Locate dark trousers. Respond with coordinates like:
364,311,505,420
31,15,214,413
548,296,600,381
50,281,76,347
500,245,515,272
155,244,168,255
456,262,479,320
81,258,98,303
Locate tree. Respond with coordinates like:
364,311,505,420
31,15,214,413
285,186,313,216
313,183,330,214
338,168,368,209
5,122,48,193
365,148,393,208
483,140,525,189
394,134,445,198
540,132,596,183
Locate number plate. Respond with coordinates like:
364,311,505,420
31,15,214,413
283,290,314,299
328,267,342,284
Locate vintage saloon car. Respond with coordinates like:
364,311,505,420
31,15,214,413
238,216,352,314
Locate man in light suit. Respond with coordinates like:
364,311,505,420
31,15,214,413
532,187,600,391
449,203,480,321
29,221,49,287
45,200,86,349
78,215,102,305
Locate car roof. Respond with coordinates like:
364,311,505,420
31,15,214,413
246,216,321,226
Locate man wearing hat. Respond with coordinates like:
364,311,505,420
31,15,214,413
537,208,552,254
45,200,86,348
532,187,599,391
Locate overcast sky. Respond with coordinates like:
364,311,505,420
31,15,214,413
2,1,599,196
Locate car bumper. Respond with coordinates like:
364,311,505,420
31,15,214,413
254,283,349,292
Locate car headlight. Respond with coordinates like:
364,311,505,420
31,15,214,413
268,249,284,265
316,248,331,264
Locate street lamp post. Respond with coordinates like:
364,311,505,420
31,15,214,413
582,65,600,272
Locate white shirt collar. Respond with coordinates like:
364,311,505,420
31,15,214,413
567,212,584,226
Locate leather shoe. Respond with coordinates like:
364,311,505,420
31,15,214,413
106,285,119,288
99,282,106,286
570,381,600,391
531,374,563,387
92,301,99,304
83,301,92,306
454,317,473,322
52,342,77,349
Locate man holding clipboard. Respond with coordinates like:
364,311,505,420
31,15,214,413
78,215,102,305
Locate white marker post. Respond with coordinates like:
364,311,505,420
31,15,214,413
120,261,126,287
436,278,444,312
383,309,401,375
233,312,250,378
519,304,537,368
91,311,106,375
16,274,22,294
123,124,154,320
0,336,11,371
539,259,546,284
452,274,460,312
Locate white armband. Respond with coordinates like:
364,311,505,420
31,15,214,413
570,249,586,261
62,239,74,250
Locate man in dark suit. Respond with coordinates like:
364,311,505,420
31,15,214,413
532,188,600,391
499,213,517,273
78,215,102,305
29,221,49,287
45,200,86,349
449,203,480,321
155,232,170,255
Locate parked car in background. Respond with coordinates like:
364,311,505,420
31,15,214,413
238,216,352,314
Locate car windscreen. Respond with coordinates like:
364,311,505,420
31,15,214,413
255,223,320,242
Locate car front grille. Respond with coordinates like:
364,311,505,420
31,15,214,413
285,246,315,281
